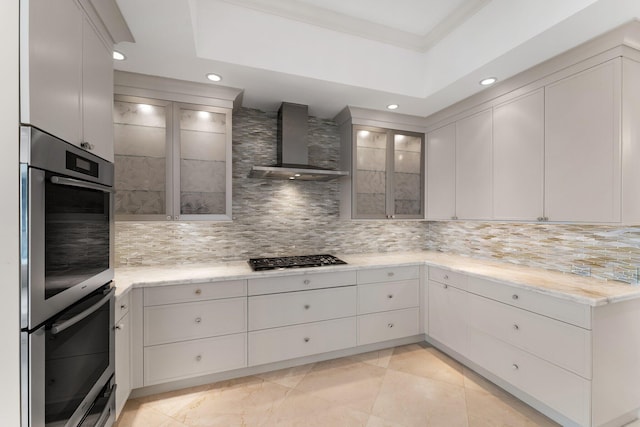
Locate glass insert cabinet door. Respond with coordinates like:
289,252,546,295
113,95,232,221
353,126,425,219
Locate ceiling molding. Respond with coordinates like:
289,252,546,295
219,0,490,52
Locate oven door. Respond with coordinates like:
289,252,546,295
22,286,115,427
22,166,114,329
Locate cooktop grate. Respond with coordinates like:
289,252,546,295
247,254,347,271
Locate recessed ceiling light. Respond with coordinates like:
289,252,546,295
113,51,126,61
206,73,222,82
479,77,497,86
387,104,399,110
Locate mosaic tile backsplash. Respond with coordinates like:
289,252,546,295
115,107,640,283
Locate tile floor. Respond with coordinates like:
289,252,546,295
115,342,560,427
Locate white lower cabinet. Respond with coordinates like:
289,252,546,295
427,280,468,356
144,333,246,385
114,292,131,419
358,307,419,346
248,317,357,366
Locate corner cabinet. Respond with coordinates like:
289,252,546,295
113,72,242,221
20,0,124,162
337,107,426,220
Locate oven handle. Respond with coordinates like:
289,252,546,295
51,288,115,335
50,176,113,193
96,383,117,427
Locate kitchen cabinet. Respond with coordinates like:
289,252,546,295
350,126,425,219
113,96,232,220
427,268,468,356
21,0,114,161
493,89,544,221
115,291,131,419
426,123,456,220
545,60,621,223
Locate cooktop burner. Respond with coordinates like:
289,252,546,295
248,254,347,271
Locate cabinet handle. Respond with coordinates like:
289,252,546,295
443,284,448,289
196,355,202,362
304,337,310,343
513,324,519,331
195,317,202,324
443,274,449,280
387,294,394,299
512,364,519,370
544,217,549,222
304,304,310,310
166,215,172,220
387,272,394,277
537,217,544,222
195,289,202,295
512,294,519,300
174,215,180,220
115,323,124,331
120,304,127,310
387,323,394,328
303,279,310,285
80,141,94,150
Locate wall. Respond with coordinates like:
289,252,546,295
0,0,21,424
428,222,640,282
115,107,429,266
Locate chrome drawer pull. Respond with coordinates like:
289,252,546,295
304,304,310,310
195,289,202,295
443,274,449,280
387,294,394,299
512,294,519,300
304,337,310,343
120,304,127,310
303,279,311,285
387,323,394,328
115,323,124,331
513,324,519,331
443,284,448,289
387,272,394,277
195,317,202,324
512,364,519,370
196,355,202,362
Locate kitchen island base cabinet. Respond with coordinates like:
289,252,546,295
248,317,357,366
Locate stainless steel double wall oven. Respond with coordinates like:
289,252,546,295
20,126,116,427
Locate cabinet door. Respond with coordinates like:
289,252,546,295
426,123,456,220
393,132,424,218
545,59,621,222
176,104,232,220
354,127,389,218
115,312,130,419
427,281,467,356
456,109,493,220
21,0,82,145
82,19,114,162
114,97,171,220
493,90,544,220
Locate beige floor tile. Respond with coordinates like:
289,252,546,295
115,400,186,427
256,362,315,388
366,414,407,427
372,369,468,427
295,356,387,413
388,343,465,387
131,383,212,417
463,367,512,398
465,388,559,427
350,348,395,368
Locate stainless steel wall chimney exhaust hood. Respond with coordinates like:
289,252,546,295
249,103,349,181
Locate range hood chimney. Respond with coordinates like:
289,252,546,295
248,103,349,181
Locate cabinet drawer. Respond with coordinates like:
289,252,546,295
144,297,246,346
115,290,131,322
358,280,419,314
248,270,357,295
467,329,590,427
467,276,591,329
144,333,246,386
468,293,591,378
144,280,247,306
357,308,419,346
428,280,468,356
357,265,419,284
248,317,356,366
428,267,467,290
249,286,356,331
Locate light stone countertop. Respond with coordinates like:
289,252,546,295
114,251,640,306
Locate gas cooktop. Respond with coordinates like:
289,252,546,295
247,254,347,271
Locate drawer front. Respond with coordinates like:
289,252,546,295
357,307,419,346
248,317,356,366
144,280,247,306
248,270,357,296
428,267,468,290
468,293,592,378
357,265,420,284
358,280,419,314
144,297,247,346
467,276,591,329
249,286,356,331
144,333,247,386
115,291,131,322
467,329,590,427
428,280,468,357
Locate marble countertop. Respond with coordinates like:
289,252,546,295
114,251,640,306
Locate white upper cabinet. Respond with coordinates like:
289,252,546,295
426,123,456,220
21,0,116,161
493,89,544,221
545,60,621,223
455,109,493,220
